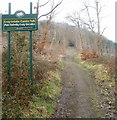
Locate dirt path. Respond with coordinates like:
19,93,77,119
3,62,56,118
54,48,101,118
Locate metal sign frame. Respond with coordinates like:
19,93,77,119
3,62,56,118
2,2,38,94
2,14,38,32
2,8,38,32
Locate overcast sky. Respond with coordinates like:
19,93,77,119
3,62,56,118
0,0,116,42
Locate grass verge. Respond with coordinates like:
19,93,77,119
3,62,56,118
22,71,62,118
75,55,116,118
89,86,103,117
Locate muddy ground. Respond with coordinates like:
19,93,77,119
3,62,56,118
54,48,104,118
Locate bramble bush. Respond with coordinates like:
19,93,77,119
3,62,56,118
2,31,61,118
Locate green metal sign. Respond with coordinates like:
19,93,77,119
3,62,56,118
2,11,38,31
2,2,37,94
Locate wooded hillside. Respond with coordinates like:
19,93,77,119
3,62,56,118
1,0,116,118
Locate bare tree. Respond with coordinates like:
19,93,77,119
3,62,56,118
82,0,107,55
34,0,63,19
33,0,63,54
66,12,85,50
67,0,107,55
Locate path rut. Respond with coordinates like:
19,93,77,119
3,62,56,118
55,48,99,118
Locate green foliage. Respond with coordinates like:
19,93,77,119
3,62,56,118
2,31,62,118
89,88,103,117
75,55,116,117
22,71,62,118
76,58,115,89
2,93,24,118
39,72,61,99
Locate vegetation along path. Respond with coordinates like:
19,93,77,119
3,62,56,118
55,48,103,118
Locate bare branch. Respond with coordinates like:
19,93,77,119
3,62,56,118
98,5,106,14
101,27,107,34
84,4,95,32
83,22,95,33
39,0,51,7
88,5,96,9
50,0,55,10
66,14,80,28
38,0,63,19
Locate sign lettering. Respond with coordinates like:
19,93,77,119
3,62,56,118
2,12,38,31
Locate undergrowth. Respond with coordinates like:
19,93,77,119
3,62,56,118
75,55,116,118
2,32,62,118
22,71,61,118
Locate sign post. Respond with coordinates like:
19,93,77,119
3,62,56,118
30,2,33,94
8,3,11,93
2,2,38,94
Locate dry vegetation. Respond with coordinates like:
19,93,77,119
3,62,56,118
2,18,116,118
1,0,116,117
75,54,116,118
2,21,65,118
